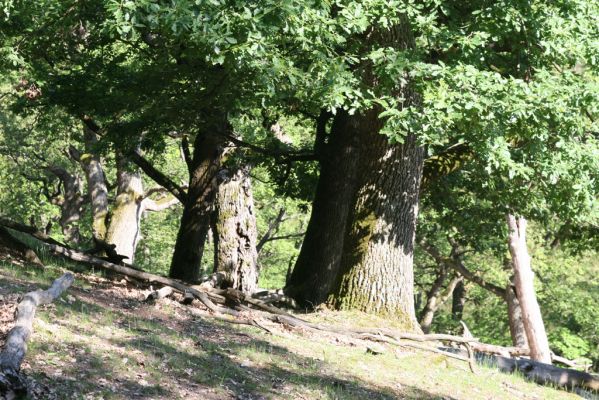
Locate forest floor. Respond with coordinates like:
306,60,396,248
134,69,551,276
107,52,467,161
0,253,585,400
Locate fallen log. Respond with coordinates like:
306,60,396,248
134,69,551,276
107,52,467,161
0,273,74,397
0,217,63,247
469,342,585,369
38,237,482,344
145,286,174,302
478,351,599,392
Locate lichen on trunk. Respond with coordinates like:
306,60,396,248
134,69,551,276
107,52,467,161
105,153,145,263
212,165,259,293
78,127,109,241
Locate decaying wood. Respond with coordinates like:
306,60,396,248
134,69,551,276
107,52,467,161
0,273,74,397
32,236,482,345
145,286,173,302
477,351,599,392
252,290,298,308
3,221,597,394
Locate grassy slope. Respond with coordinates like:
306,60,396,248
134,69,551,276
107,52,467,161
0,259,581,400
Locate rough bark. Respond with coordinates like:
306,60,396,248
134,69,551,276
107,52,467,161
451,279,466,321
169,122,227,283
506,214,551,363
506,281,529,348
327,21,425,328
46,166,84,244
285,110,360,307
212,166,259,293
72,127,109,241
330,117,424,326
105,153,144,263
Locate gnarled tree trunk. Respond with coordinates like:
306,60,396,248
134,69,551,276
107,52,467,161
45,166,84,244
170,121,227,283
212,166,259,293
506,214,551,363
285,110,360,307
74,127,109,241
105,153,145,263
419,267,448,333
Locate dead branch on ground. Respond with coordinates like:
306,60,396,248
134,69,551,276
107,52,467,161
0,273,74,398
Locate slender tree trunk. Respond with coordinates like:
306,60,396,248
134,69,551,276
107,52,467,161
104,153,144,263
506,281,529,348
169,122,227,282
285,110,360,306
506,214,551,363
451,279,466,321
419,268,448,333
77,127,109,241
212,166,259,293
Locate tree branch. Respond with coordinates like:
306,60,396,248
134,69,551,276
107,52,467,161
257,208,286,253
129,151,188,203
420,240,507,299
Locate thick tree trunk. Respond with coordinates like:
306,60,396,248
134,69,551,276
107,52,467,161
285,110,360,306
451,279,466,321
104,154,144,263
212,166,259,293
506,214,551,363
330,115,424,327
506,281,529,348
76,127,109,240
169,123,227,282
329,22,424,328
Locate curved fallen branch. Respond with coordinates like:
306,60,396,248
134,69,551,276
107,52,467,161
0,273,74,397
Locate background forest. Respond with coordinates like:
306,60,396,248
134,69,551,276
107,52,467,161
0,0,598,398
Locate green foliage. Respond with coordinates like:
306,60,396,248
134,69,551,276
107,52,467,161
1,0,598,372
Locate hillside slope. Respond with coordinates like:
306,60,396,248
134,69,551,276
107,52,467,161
0,260,584,400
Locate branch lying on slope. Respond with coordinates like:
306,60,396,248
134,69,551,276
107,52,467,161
0,273,74,397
